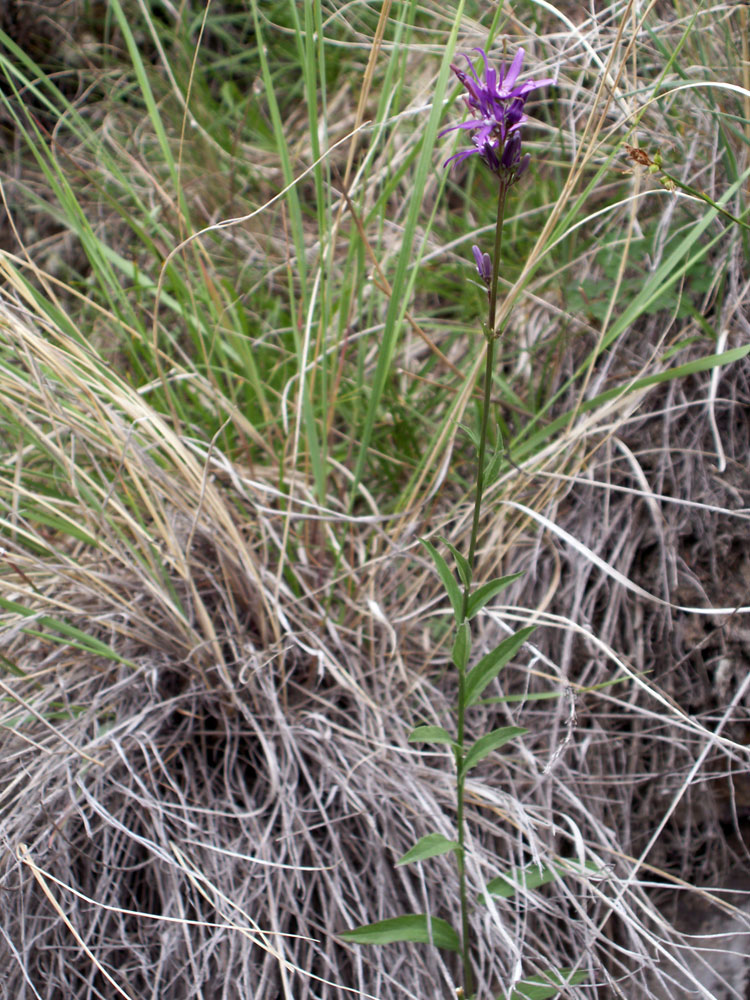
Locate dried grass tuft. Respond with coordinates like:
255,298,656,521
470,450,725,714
2,274,750,999
2,2,750,997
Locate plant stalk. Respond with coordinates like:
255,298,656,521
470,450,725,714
455,177,510,1000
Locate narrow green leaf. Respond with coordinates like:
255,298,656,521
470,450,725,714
506,968,586,1000
465,627,535,707
441,537,472,590
0,596,133,665
484,447,506,488
348,2,467,506
484,424,506,486
467,573,522,620
396,833,460,866
484,863,562,900
108,0,179,192
481,859,596,902
515,341,750,470
420,538,462,623
458,420,481,451
462,726,526,774
408,725,455,746
451,622,471,672
340,914,461,951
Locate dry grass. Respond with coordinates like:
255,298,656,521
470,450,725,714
2,277,750,998
1,1,750,999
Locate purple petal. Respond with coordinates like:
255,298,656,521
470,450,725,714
438,119,483,138
472,48,490,77
444,147,480,168
513,77,555,99
462,52,482,85
453,118,486,130
478,140,501,171
471,122,496,146
502,48,525,92
441,44,553,176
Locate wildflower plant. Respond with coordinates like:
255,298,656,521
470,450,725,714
340,45,580,1000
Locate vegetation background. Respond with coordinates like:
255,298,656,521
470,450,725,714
1,1,749,997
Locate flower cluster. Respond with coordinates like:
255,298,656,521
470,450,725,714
441,47,553,184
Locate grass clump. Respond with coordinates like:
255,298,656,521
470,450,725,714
1,2,749,999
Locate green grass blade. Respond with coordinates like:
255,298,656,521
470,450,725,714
348,0,467,504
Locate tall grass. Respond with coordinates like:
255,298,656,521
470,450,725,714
1,1,749,998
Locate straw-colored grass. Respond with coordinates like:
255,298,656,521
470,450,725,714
1,1,750,998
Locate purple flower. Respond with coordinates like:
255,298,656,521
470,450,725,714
440,47,553,181
472,245,492,286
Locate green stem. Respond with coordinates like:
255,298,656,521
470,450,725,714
455,177,510,1000
464,180,508,587
488,181,509,339
660,169,750,231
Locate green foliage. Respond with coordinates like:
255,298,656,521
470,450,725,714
443,537,473,590
420,538,463,624
483,425,507,488
340,914,461,952
480,860,600,903
466,574,522,620
566,234,715,324
0,596,133,666
396,834,461,867
461,726,527,776
505,969,587,1000
464,627,536,707
408,725,456,746
2,5,747,999
452,622,472,671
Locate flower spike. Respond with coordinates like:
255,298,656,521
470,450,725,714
441,46,553,183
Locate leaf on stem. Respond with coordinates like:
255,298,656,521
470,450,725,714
452,621,471,671
462,725,526,774
505,968,587,1000
396,833,460,866
458,420,481,452
420,538,462,623
464,626,535,706
483,863,564,900
441,537,472,590
466,573,522,619
408,725,455,746
484,449,505,489
483,423,506,487
480,860,599,902
340,914,461,951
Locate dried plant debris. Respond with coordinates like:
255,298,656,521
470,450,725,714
2,3,750,998
1,288,749,998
